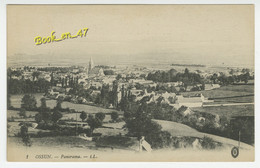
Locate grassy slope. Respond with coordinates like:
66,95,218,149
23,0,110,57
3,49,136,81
153,119,253,150
10,94,122,114
192,105,254,119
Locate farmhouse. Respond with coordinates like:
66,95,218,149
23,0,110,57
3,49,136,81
177,106,194,116
175,94,204,108
205,84,221,90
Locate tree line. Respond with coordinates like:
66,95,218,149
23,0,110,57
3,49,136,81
7,78,50,94
147,68,203,85
210,72,253,85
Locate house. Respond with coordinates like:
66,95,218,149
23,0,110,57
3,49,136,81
49,89,59,95
72,68,79,73
175,94,204,108
177,106,194,116
91,90,101,97
90,81,103,89
205,84,221,90
166,81,183,87
130,88,143,96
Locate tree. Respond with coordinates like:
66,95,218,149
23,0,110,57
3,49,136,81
32,71,41,81
36,110,52,124
20,124,32,146
100,84,110,106
35,113,43,123
210,73,218,84
50,72,54,86
111,111,119,121
184,68,189,75
40,97,47,109
111,80,119,107
52,110,63,123
229,69,235,75
104,70,114,75
21,94,37,110
80,111,87,121
242,68,250,74
116,74,122,80
19,108,27,118
124,102,162,138
95,112,105,122
55,97,63,110
86,114,103,136
7,68,12,79
7,94,11,109
241,72,250,84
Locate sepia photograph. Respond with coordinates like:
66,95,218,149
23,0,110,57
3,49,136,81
6,4,255,162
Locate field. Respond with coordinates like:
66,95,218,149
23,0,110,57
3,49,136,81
192,105,254,120
182,84,254,119
10,94,122,114
8,110,37,118
182,84,254,103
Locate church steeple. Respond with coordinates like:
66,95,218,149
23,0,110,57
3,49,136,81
88,56,94,72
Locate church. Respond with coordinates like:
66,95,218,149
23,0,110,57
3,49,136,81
87,57,105,77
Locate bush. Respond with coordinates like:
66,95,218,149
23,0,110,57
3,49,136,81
111,111,119,121
21,94,37,111
34,126,89,137
80,111,87,121
52,111,63,123
20,125,32,146
201,136,218,149
95,112,105,121
19,108,27,118
87,114,103,135
146,131,172,149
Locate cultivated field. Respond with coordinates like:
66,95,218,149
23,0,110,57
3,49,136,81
182,85,254,119
182,84,254,103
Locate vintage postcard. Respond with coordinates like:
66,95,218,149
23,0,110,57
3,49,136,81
6,4,255,162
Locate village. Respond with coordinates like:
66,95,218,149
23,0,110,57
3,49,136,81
7,57,255,153
9,57,254,110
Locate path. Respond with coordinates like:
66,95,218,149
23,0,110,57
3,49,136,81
203,102,254,107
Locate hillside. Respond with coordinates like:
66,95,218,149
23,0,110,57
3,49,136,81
153,119,254,150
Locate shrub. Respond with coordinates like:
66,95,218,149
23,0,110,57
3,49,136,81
80,111,87,121
87,114,103,136
19,108,27,118
201,136,217,149
21,94,37,111
95,112,105,121
20,125,32,146
146,131,172,149
111,111,119,121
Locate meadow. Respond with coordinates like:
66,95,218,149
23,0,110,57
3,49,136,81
192,105,254,120
182,84,254,100
10,94,122,114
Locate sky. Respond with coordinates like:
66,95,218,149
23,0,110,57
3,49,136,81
7,5,254,67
